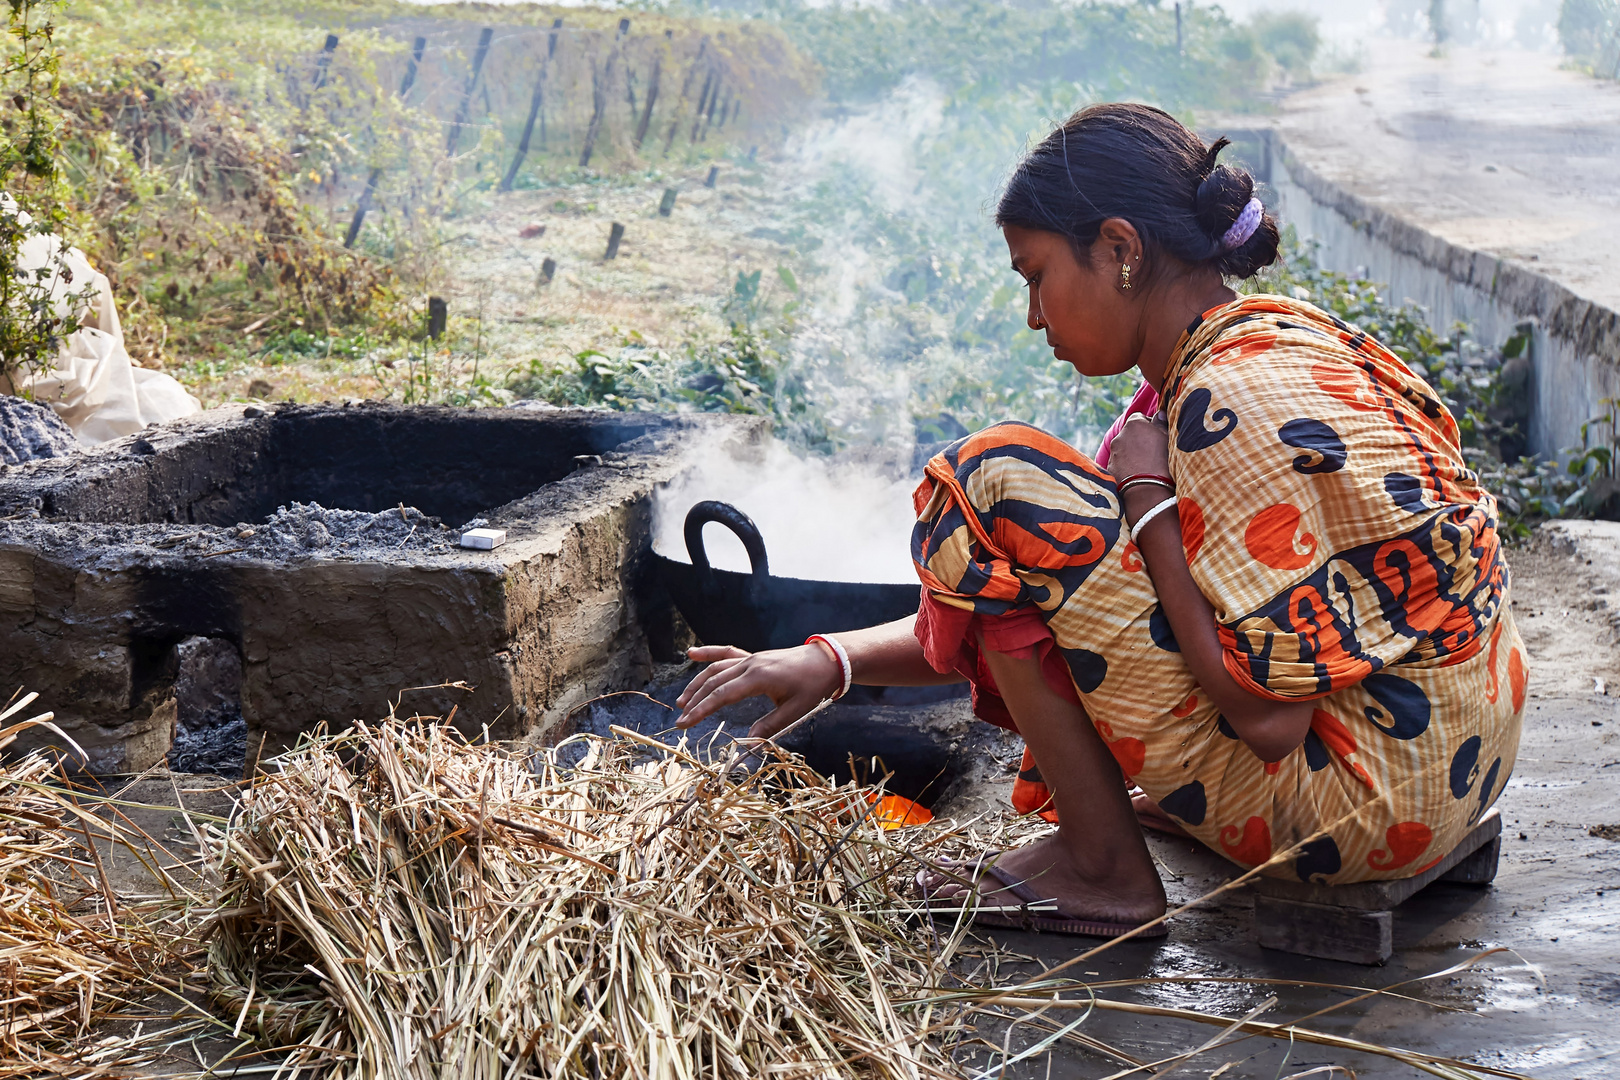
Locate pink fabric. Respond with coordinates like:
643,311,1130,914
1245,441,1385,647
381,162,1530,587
1093,381,1161,470
914,592,1081,734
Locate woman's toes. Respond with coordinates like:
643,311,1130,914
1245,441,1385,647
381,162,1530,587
916,867,970,901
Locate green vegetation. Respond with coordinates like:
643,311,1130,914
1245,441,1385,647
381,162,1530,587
0,0,93,391
5,0,1312,398
503,0,1324,451
3,0,813,381
1559,0,1620,76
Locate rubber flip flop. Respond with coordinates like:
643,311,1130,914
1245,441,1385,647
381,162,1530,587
916,853,1170,939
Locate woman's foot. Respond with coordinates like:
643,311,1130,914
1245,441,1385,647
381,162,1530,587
1132,790,1193,838
920,831,1167,927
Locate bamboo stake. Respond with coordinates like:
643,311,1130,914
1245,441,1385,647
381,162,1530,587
500,18,562,193
446,27,495,158
580,18,630,169
663,37,709,155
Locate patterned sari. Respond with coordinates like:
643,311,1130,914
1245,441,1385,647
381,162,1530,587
911,294,1525,884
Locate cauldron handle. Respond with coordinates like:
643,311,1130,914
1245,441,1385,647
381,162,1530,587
684,501,769,577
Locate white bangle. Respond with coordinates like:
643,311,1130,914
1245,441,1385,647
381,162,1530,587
806,634,852,701
1130,496,1179,546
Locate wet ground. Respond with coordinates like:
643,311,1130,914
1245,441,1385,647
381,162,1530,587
81,526,1620,1077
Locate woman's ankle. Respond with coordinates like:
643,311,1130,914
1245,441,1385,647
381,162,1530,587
1052,827,1158,883
1007,829,1165,904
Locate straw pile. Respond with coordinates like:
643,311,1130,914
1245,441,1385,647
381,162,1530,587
206,720,973,1079
0,696,181,1077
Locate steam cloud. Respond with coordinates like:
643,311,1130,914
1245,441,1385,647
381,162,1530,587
653,435,921,584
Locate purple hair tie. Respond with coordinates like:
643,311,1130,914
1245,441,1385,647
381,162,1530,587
1220,197,1264,252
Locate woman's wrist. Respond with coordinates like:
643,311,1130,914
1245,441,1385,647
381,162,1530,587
1122,484,1174,530
1130,497,1179,546
805,637,850,700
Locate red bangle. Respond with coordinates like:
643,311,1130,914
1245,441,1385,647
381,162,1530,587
1117,472,1175,492
805,634,852,700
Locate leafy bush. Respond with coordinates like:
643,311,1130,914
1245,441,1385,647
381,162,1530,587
0,0,96,392
1559,0,1620,72
504,265,838,446
1250,11,1322,80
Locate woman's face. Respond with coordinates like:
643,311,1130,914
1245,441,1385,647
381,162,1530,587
1003,223,1140,378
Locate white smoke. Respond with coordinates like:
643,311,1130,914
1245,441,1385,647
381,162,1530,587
784,78,945,215
653,435,922,584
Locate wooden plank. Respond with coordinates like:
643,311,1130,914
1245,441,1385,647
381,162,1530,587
1256,894,1393,965
1252,809,1501,911
1437,833,1501,885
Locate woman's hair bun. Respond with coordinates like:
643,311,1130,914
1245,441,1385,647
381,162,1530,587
996,103,1282,280
1195,154,1281,278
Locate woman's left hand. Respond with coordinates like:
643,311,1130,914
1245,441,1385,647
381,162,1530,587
1107,411,1172,485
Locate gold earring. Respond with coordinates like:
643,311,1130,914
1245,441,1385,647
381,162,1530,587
1120,262,1132,290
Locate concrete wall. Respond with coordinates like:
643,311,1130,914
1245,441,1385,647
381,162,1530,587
1253,132,1620,461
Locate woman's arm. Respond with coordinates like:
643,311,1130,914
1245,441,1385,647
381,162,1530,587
675,615,964,737
1112,416,1313,762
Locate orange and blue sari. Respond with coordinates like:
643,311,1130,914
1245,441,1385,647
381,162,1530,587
911,294,1525,884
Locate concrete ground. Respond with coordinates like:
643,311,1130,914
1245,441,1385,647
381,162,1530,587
1272,36,1620,311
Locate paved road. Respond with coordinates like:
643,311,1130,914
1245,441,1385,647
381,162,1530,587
1275,36,1620,312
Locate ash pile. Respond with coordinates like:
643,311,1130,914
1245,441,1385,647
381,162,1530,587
0,396,77,467
239,501,465,557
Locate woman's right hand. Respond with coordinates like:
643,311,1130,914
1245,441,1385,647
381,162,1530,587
675,643,844,740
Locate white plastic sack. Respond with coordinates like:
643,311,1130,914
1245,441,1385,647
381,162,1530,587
0,194,200,443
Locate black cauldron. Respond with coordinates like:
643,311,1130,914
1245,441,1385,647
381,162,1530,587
653,501,920,653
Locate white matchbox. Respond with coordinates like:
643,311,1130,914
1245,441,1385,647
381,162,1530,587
459,528,508,551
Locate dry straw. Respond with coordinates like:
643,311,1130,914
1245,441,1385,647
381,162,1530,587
204,718,978,1079
0,691,185,1077
196,714,1540,1080
0,684,1540,1079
